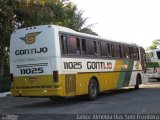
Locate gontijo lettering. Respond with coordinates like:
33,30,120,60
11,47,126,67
87,61,112,69
15,47,48,55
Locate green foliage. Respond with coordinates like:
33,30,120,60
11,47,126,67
146,62,160,68
13,0,55,27
80,28,98,36
0,0,14,44
0,0,15,80
47,1,97,35
149,39,160,50
13,0,97,35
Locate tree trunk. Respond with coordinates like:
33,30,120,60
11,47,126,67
0,45,5,81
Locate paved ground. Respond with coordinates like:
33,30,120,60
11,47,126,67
0,79,160,120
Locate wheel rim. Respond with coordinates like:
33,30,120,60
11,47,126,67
90,82,97,97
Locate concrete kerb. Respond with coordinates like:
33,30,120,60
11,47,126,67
0,92,11,98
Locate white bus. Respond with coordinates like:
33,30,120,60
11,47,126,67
146,49,160,81
10,25,148,100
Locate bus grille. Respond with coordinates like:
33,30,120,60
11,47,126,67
65,74,76,94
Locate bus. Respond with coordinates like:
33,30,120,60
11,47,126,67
146,49,160,81
10,25,148,100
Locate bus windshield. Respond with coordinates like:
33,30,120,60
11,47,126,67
156,51,160,59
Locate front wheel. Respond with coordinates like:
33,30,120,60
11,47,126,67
88,79,98,100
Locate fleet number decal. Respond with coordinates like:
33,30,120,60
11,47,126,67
20,67,44,75
63,61,113,70
63,62,82,69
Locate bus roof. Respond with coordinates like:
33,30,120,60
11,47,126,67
13,24,140,47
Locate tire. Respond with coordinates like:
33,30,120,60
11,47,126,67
88,79,98,100
135,75,140,90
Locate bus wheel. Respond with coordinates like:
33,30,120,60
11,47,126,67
88,78,98,100
135,75,140,90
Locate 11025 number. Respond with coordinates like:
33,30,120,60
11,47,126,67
20,67,44,75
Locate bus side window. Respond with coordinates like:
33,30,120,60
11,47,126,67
87,40,97,56
119,45,123,58
131,47,138,59
82,39,87,55
123,46,130,59
130,47,134,58
94,41,98,55
68,36,77,54
112,44,116,58
61,35,68,54
111,44,114,57
107,43,111,57
76,38,81,55
114,44,120,58
100,41,108,57
111,44,120,58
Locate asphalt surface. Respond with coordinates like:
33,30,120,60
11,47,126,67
0,79,160,120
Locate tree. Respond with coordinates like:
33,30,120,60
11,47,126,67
0,0,15,80
149,39,160,50
14,0,55,27
75,10,97,35
14,0,97,35
48,2,98,35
